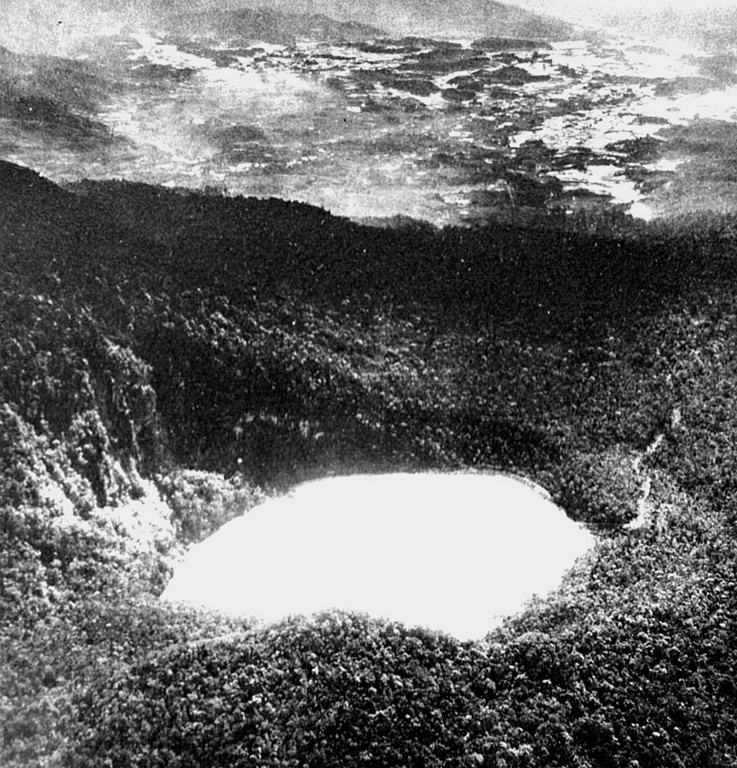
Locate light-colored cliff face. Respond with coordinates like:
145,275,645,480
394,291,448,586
162,472,593,641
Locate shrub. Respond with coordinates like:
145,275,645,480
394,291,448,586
157,469,266,544
549,448,640,528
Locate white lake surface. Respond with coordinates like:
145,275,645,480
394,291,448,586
162,473,594,641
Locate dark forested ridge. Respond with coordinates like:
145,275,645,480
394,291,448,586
3,160,737,766
159,6,386,45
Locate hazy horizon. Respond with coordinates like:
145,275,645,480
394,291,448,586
2,0,734,56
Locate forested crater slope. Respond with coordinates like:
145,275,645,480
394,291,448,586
3,160,737,767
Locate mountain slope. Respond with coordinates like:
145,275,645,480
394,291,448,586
160,6,385,45
266,0,582,39
4,162,737,767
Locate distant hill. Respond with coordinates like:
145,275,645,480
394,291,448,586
0,45,114,147
251,0,582,40
0,0,582,57
398,0,580,39
157,1,582,42
159,6,385,45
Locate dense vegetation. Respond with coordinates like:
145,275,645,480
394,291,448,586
3,158,737,766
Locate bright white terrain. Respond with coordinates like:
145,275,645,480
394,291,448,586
162,472,594,641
